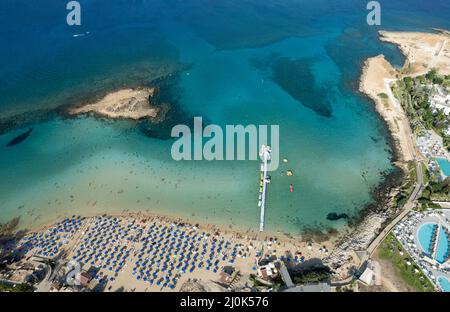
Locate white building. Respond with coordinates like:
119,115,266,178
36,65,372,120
429,85,450,115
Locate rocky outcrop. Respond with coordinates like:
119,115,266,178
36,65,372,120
69,88,161,120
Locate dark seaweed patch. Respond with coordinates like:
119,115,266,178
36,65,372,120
138,71,195,140
252,55,332,117
6,128,33,147
326,212,349,221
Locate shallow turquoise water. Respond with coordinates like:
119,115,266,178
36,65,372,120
1,1,450,234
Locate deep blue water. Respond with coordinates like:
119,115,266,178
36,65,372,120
0,0,449,233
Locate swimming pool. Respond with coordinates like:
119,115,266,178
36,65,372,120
418,223,436,255
437,276,450,292
436,158,450,177
417,223,449,263
435,227,449,263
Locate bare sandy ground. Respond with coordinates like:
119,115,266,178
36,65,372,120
359,55,416,162
372,249,417,292
69,88,160,120
379,30,450,76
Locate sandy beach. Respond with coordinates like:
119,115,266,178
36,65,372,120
6,212,334,292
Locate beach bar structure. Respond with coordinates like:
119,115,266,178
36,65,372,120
258,144,272,232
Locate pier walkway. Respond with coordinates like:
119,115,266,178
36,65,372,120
258,145,271,232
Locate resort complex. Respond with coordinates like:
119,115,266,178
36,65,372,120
392,210,450,292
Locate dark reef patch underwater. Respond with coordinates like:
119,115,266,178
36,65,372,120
138,72,196,140
326,212,349,221
252,54,333,117
0,68,193,143
6,128,33,147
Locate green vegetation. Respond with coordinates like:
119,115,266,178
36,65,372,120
445,75,450,88
424,177,450,202
426,69,445,85
378,233,435,292
0,283,34,292
249,274,283,291
378,93,389,108
378,92,388,99
394,161,416,209
335,285,354,292
421,162,430,186
417,165,446,209
393,70,450,150
290,266,331,284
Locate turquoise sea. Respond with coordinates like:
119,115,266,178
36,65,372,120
1,0,450,234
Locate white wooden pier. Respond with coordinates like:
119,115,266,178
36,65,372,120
258,145,271,232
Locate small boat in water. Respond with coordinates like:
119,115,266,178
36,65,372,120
289,184,294,193
73,31,90,38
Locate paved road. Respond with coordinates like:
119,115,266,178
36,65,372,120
333,161,424,287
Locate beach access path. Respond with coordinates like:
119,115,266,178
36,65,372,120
365,161,423,259
333,160,423,287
